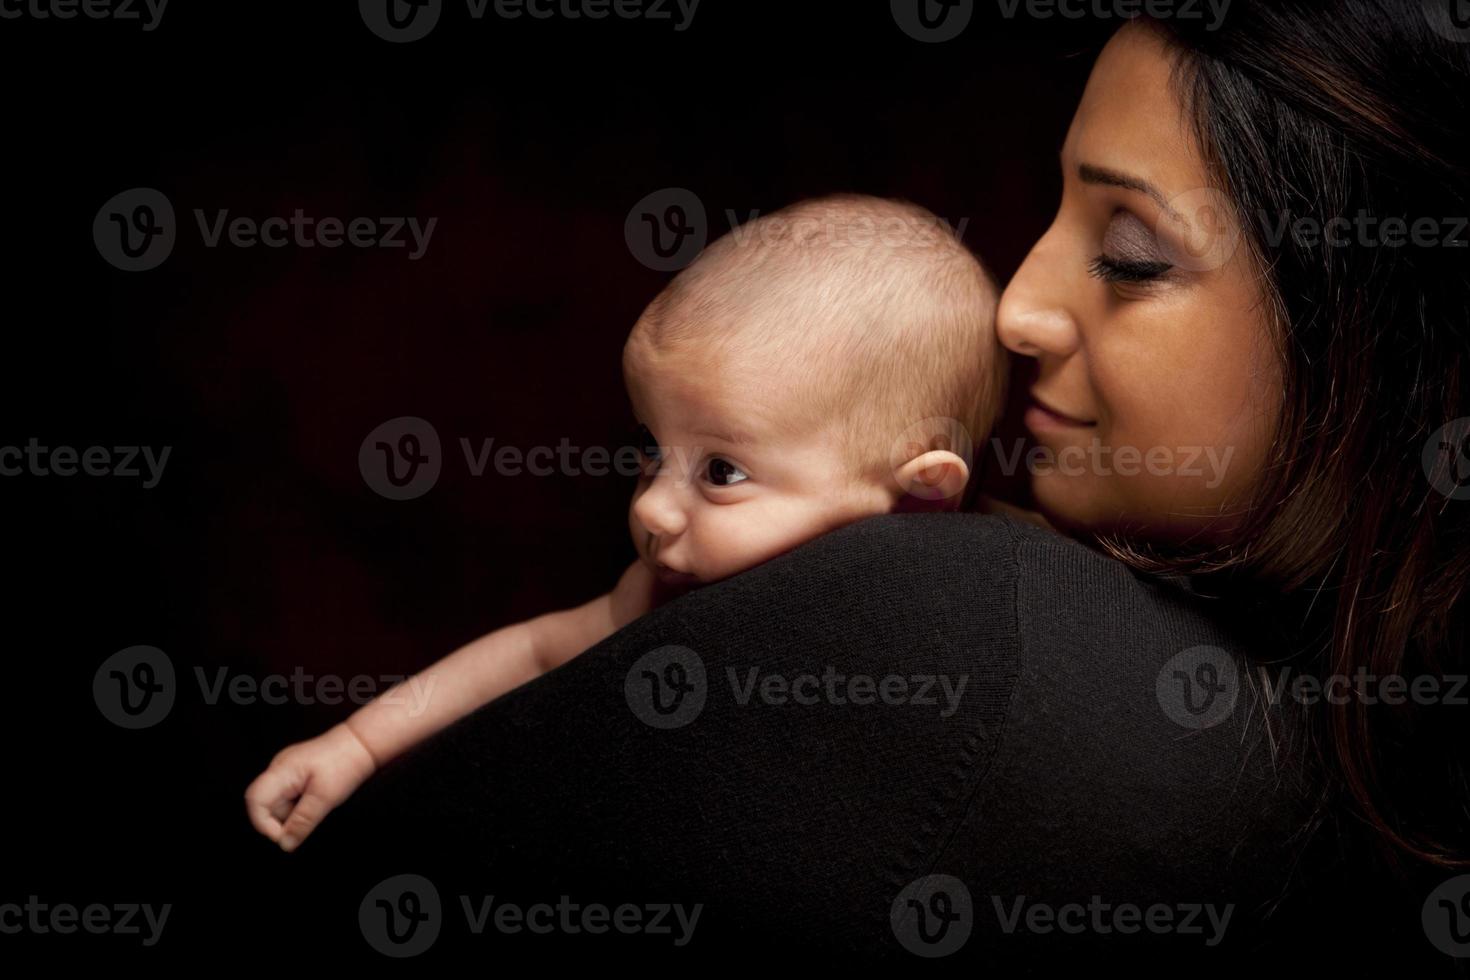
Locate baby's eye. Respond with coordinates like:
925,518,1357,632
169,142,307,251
704,457,748,487
631,423,662,465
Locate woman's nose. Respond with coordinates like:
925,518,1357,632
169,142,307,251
996,235,1082,360
632,472,687,538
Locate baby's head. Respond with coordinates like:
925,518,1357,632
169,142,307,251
623,193,1005,588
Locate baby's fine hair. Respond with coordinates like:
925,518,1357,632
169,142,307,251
625,193,1005,487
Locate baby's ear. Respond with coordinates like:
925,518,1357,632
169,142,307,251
890,450,970,510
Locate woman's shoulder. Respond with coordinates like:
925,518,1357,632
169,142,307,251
799,510,1271,639
731,510,1322,821
782,509,1187,611
399,510,1337,956
796,511,1315,777
772,511,1328,939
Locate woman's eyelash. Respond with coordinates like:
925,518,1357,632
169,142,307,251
1088,254,1174,284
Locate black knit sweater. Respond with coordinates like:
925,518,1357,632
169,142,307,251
323,512,1437,967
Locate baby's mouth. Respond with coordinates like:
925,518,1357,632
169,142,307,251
651,559,699,587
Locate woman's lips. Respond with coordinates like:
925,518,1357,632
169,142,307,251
1024,392,1096,432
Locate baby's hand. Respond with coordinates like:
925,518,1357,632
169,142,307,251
244,723,378,852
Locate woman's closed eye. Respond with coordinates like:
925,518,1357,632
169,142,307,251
1088,253,1174,284
1089,209,1177,289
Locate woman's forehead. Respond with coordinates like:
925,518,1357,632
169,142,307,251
1065,24,1199,193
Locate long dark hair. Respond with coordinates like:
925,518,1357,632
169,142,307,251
1101,0,1470,880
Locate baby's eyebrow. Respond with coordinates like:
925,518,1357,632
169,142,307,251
692,427,753,446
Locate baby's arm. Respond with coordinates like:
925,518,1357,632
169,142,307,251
343,562,652,764
244,559,660,851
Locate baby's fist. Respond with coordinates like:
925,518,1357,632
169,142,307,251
244,723,378,852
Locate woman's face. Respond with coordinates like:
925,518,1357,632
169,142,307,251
996,23,1282,543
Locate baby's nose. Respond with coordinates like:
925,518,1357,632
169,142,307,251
632,478,688,538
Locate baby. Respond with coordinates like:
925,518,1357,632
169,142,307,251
245,192,1007,851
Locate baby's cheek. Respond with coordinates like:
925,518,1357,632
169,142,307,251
693,507,764,579
717,499,840,579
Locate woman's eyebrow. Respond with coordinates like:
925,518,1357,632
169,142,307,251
1077,162,1185,224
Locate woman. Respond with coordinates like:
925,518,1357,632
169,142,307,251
322,1,1469,963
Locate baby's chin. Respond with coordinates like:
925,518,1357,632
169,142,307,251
654,559,759,595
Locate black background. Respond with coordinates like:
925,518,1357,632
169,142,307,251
0,0,1273,964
